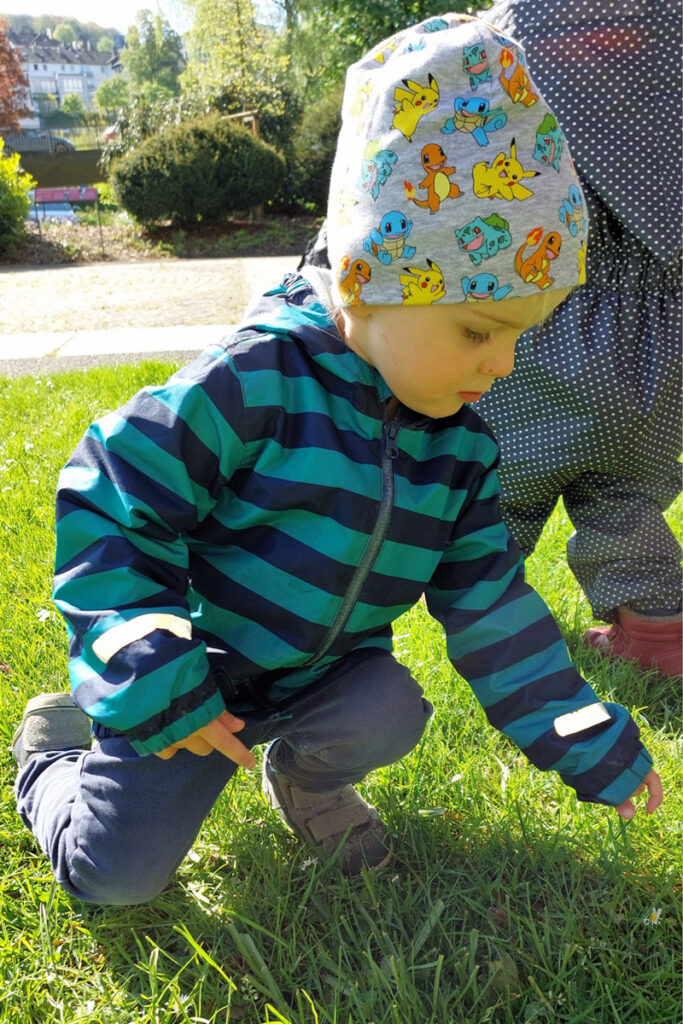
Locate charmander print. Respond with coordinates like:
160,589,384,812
499,46,538,106
404,143,461,213
514,226,562,289
337,256,372,305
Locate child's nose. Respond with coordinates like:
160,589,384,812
480,344,515,379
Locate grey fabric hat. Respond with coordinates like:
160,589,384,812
327,13,588,306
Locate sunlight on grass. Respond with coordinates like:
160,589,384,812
0,363,680,1024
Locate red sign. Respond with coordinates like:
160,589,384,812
34,186,98,203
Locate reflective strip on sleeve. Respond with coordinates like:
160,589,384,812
92,613,192,664
554,703,612,738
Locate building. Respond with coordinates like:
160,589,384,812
7,28,120,122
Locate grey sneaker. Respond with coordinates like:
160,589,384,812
262,740,392,876
12,692,92,768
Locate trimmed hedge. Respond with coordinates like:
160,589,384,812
111,114,285,226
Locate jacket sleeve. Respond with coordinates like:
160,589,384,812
53,354,247,755
424,457,652,807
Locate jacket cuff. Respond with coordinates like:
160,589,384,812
128,688,227,756
594,747,654,807
563,745,653,807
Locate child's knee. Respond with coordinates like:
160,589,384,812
62,854,174,906
355,659,432,750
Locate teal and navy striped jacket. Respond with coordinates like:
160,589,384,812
53,273,651,806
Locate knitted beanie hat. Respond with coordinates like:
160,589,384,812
327,13,587,307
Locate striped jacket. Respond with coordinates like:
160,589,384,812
54,273,651,805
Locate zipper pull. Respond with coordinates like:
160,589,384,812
384,420,399,459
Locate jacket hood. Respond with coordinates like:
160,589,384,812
238,268,393,404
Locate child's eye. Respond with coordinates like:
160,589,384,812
464,328,491,344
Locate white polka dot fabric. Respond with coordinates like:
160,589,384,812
474,0,682,622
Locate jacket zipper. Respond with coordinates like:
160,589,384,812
301,408,400,666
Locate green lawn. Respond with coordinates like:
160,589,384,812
0,363,680,1024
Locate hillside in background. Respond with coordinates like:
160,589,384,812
0,12,123,49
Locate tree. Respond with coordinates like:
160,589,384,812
267,0,495,97
120,10,184,94
53,23,77,46
97,35,115,52
0,19,30,130
94,75,130,114
61,93,85,119
182,0,290,121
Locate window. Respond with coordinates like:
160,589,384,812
61,77,83,92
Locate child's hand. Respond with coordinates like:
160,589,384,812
615,769,663,819
154,710,256,769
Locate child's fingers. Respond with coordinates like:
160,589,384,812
645,770,664,813
216,710,247,733
155,745,178,760
203,716,256,769
615,770,663,819
616,799,636,820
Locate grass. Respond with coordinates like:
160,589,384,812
0,363,680,1024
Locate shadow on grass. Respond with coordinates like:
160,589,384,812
72,789,679,1024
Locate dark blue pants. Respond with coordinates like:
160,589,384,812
15,651,432,905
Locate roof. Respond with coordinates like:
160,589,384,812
7,29,115,67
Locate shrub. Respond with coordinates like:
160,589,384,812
0,138,35,253
111,114,286,226
289,84,343,213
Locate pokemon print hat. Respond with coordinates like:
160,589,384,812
327,13,588,307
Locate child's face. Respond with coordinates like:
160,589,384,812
340,289,572,419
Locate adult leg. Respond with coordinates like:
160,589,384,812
564,471,682,623
564,471,682,676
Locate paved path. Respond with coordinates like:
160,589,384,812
0,255,297,377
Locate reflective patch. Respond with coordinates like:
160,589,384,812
92,614,191,664
554,703,612,737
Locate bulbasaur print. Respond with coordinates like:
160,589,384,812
455,213,512,265
533,114,564,172
463,44,491,89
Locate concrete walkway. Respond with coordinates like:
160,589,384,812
0,255,297,377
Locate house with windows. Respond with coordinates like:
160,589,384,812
8,28,120,123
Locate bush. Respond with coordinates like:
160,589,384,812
289,85,344,213
111,114,286,226
0,139,35,253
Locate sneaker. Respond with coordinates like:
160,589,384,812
583,607,682,678
12,692,92,769
262,740,392,876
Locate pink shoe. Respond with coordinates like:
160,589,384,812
583,607,682,678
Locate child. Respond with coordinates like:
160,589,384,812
13,14,661,905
